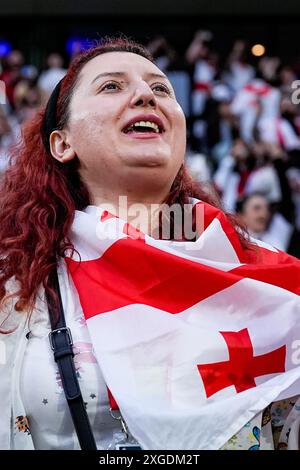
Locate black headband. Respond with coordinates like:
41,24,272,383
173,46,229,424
42,79,63,151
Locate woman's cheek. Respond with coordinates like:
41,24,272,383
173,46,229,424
69,114,107,149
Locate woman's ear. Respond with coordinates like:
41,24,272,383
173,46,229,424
49,130,76,163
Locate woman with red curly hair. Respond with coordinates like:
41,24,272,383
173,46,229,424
0,38,300,451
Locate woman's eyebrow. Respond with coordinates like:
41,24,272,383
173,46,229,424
91,72,126,84
91,71,169,85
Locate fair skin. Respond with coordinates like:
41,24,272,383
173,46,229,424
50,51,186,235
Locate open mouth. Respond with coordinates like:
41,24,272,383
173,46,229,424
122,120,164,135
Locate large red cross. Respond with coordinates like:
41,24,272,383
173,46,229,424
197,328,286,398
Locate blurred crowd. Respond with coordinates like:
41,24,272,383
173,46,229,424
1,31,300,257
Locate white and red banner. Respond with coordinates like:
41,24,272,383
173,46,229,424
63,200,300,449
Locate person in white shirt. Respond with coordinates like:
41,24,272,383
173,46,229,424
38,53,67,98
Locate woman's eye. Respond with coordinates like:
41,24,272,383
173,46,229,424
152,83,171,95
100,82,121,92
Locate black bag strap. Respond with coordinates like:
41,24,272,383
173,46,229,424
46,268,97,450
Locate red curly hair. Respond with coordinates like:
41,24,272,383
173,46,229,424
0,37,250,320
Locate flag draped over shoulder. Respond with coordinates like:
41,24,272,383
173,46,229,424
63,199,300,450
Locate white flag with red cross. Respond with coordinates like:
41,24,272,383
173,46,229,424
63,200,300,449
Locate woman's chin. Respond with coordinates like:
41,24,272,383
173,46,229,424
125,152,171,168
121,161,175,192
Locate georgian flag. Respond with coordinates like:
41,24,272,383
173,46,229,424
61,200,300,450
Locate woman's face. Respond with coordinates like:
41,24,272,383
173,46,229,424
241,195,270,234
55,51,186,200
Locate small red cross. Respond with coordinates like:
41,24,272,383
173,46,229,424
197,328,286,398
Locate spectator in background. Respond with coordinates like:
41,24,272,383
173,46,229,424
280,95,300,139
258,88,300,151
0,105,19,177
244,142,283,205
0,50,25,109
214,138,254,212
186,30,217,149
223,40,255,93
231,55,300,150
279,65,297,98
236,192,293,253
231,68,280,145
146,36,176,73
38,53,67,98
213,138,280,211
14,80,43,123
205,83,238,165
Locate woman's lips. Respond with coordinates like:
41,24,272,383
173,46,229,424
122,131,162,139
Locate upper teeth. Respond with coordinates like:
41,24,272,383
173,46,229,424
131,120,160,133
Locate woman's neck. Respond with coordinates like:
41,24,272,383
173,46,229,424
90,192,168,237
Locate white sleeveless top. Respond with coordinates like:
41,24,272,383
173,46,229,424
20,292,121,450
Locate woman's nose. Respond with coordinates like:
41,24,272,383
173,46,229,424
130,83,157,108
